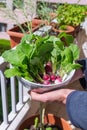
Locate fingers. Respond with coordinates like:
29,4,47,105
30,91,47,102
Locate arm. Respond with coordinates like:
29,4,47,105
66,90,87,130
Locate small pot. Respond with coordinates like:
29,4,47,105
18,114,72,130
52,25,75,35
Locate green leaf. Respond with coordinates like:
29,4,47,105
2,49,26,66
69,44,80,60
61,47,73,63
4,68,23,78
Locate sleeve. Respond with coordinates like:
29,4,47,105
66,90,87,130
77,58,87,90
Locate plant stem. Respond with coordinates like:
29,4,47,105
40,102,46,130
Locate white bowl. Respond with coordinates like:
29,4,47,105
18,69,75,93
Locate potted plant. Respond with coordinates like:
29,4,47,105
1,0,45,48
18,113,72,130
51,3,87,35
36,1,57,24
7,18,45,48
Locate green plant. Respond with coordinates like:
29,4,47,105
2,33,81,84
36,1,53,22
56,3,87,27
0,0,37,34
0,39,11,55
0,2,6,8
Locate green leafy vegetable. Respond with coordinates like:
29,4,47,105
2,33,81,83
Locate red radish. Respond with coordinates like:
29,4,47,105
50,73,56,81
54,77,62,84
45,61,52,74
43,74,50,81
43,80,51,85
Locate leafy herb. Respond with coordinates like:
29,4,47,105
2,33,81,83
56,3,87,27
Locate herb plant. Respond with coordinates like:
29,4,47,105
56,3,87,27
2,33,81,85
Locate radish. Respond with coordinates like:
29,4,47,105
50,73,56,81
43,74,50,81
45,61,52,74
43,80,51,85
54,77,62,84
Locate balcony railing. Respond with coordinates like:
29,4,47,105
0,57,31,130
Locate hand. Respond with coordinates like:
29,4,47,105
30,69,83,104
30,89,75,104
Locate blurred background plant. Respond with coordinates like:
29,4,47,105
0,39,11,56
56,3,87,27
0,0,37,34
36,0,59,23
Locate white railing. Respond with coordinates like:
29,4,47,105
0,57,31,130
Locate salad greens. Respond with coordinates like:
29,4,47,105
2,33,81,83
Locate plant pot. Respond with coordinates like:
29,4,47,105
73,25,81,37
18,114,72,130
52,25,75,35
7,18,45,48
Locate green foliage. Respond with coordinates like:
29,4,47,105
36,1,59,22
36,1,53,22
56,3,87,27
0,39,11,56
2,33,81,82
0,2,6,8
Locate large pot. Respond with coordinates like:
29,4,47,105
18,114,72,130
7,18,45,48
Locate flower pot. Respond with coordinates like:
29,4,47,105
52,25,75,35
18,114,72,130
7,18,45,48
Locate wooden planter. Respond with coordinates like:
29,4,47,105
18,114,72,130
7,18,45,48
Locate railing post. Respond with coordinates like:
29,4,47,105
0,70,8,125
18,81,23,105
10,76,16,114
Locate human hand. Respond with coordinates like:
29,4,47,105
30,67,83,104
30,89,75,104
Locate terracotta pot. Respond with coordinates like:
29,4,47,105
7,18,45,48
73,25,81,37
18,114,72,130
52,25,75,35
